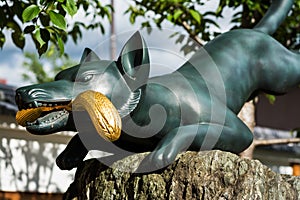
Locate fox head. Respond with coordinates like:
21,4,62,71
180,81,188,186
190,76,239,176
15,32,150,135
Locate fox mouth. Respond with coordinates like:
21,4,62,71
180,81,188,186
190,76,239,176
16,100,73,134
16,90,122,141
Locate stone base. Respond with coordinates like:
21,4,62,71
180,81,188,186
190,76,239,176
64,150,300,199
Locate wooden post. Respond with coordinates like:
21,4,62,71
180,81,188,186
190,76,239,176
110,0,116,59
289,159,300,176
238,100,256,159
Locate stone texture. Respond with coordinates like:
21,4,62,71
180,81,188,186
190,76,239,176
64,150,300,200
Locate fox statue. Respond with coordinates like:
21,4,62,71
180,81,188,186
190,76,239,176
15,0,299,172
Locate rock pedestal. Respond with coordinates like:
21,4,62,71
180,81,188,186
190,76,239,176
64,150,300,200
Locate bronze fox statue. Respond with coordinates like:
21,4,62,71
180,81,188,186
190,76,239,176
16,0,299,172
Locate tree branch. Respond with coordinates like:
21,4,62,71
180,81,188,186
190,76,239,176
181,21,204,46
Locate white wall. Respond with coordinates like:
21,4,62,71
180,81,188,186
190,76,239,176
0,123,75,193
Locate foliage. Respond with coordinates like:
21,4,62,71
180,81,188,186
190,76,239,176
22,45,76,84
3,0,300,56
0,0,112,56
126,0,300,104
218,0,300,49
126,0,300,49
126,0,220,44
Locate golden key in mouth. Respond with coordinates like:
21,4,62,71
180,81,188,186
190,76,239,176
16,90,122,141
72,90,122,141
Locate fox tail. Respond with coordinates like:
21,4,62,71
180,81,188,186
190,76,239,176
254,0,293,35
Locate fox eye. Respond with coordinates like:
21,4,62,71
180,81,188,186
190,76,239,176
77,74,93,82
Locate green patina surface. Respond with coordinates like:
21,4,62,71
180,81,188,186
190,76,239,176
15,0,300,172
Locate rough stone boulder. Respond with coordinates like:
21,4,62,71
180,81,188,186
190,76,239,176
64,150,300,200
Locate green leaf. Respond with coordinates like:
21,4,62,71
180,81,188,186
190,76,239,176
12,2,24,21
141,21,150,28
57,4,67,18
7,21,22,32
0,32,5,48
203,11,217,17
204,18,220,28
49,11,66,30
24,25,36,34
167,14,173,21
0,9,5,27
22,5,41,22
57,35,64,55
34,29,45,47
62,0,78,17
40,13,50,27
99,23,105,34
11,32,25,49
38,43,48,56
40,28,50,42
129,13,136,24
189,9,201,24
174,10,183,21
70,24,82,43
265,94,276,104
82,1,89,11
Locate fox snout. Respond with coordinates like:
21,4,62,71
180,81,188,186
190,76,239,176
16,87,52,110
15,80,74,110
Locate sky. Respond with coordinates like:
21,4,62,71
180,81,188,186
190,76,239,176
0,0,235,87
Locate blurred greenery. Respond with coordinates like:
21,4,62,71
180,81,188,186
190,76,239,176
126,0,300,49
22,45,76,84
2,0,300,55
0,0,112,56
4,0,300,90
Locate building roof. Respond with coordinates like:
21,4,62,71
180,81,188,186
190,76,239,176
0,83,17,116
254,126,300,154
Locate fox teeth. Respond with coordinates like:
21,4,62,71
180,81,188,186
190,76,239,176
25,102,69,108
23,109,69,127
16,105,71,126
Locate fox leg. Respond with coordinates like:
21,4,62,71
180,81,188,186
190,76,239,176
136,111,253,173
56,134,88,170
56,131,133,169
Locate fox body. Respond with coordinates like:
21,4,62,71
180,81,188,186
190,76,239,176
16,0,299,171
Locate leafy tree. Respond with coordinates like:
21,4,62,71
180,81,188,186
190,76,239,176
2,0,300,55
0,0,112,56
126,0,300,49
22,45,76,84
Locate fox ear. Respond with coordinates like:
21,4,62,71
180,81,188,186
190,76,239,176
117,31,150,87
80,48,101,63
